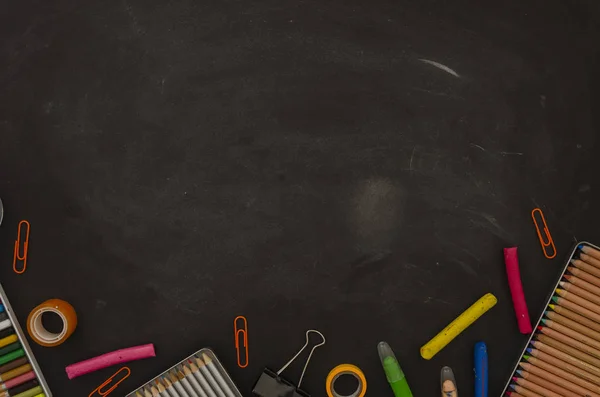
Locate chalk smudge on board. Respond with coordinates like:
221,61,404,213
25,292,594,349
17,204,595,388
470,143,486,152
419,59,460,78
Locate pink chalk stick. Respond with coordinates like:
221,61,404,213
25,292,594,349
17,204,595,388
65,343,155,379
504,247,533,334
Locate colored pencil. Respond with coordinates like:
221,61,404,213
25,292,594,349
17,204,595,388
182,365,208,397
579,252,600,270
0,330,15,342
545,310,600,341
201,353,236,397
536,335,600,368
150,386,161,397
524,352,600,385
0,337,17,351
1,372,36,392
143,387,152,397
551,295,600,323
512,375,567,397
0,346,20,364
0,321,11,333
541,319,600,348
176,370,199,397
580,245,600,260
560,280,600,305
0,359,28,376
556,288,600,315
156,380,171,397
186,362,214,397
8,379,39,396
509,384,543,397
537,325,600,358
195,358,225,397
571,259,600,278
548,304,600,333
518,364,600,396
169,373,190,397
0,365,32,383
0,350,24,366
505,393,526,397
564,274,600,298
0,306,5,314
567,266,600,289
162,377,180,397
12,385,42,397
0,314,9,323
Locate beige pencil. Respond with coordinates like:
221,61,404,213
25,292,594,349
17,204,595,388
571,259,600,278
195,357,226,397
177,370,200,397
560,280,600,306
545,310,600,342
548,304,600,333
563,274,600,298
522,355,600,390
541,318,600,349
201,353,236,397
144,387,153,397
537,335,600,368
512,376,563,397
529,342,600,378
556,288,600,315
581,246,600,260
518,364,600,396
509,384,543,397
568,266,600,288
515,371,580,397
551,296,600,323
538,326,600,359
580,253,600,270
169,372,191,397
507,393,525,397
187,362,216,397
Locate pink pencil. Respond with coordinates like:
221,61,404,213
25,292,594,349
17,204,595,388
504,247,532,333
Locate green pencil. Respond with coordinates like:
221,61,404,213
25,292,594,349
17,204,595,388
378,341,413,397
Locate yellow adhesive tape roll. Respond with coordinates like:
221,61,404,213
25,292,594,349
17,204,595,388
326,364,367,397
27,299,77,347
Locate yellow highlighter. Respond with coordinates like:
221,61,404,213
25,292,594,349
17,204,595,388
420,293,497,360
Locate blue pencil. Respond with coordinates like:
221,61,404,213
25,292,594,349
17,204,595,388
474,342,488,397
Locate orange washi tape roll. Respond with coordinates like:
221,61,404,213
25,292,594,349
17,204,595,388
27,299,77,347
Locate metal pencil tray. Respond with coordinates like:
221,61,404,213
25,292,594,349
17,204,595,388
125,348,243,397
0,282,52,396
499,240,598,396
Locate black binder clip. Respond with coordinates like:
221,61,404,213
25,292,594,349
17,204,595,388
253,330,326,397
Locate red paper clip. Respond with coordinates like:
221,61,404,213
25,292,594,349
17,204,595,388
88,366,131,397
531,208,556,259
13,220,30,274
234,316,248,368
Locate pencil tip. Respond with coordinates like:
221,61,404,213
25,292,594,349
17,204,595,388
551,296,558,303
537,325,544,331
579,244,584,250
570,259,577,265
512,376,518,381
548,304,555,309
540,319,547,325
523,355,530,359
564,274,571,280
509,384,516,390
556,288,563,293
506,392,512,396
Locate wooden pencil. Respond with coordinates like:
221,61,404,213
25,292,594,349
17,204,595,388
518,364,600,396
571,259,600,278
522,354,600,390
551,296,600,323
581,246,600,261
186,362,215,397
201,353,236,397
144,387,153,397
194,358,225,397
161,377,179,397
512,376,562,397
537,326,600,359
556,289,600,316
150,386,161,397
506,392,527,397
0,364,32,382
509,384,543,397
541,319,600,349
579,253,600,270
560,280,600,306
176,370,199,397
155,381,170,397
563,274,600,298
549,304,600,333
182,365,208,397
536,335,600,369
168,372,190,397
545,310,600,341
568,266,600,289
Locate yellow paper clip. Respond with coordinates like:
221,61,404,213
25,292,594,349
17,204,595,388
531,208,556,259
88,366,131,397
234,316,248,368
13,220,30,274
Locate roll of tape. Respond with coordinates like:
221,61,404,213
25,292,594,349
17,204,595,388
326,364,367,397
27,299,77,347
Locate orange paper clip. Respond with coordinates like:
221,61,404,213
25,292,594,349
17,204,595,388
13,220,30,274
88,366,131,397
234,315,249,368
532,208,556,259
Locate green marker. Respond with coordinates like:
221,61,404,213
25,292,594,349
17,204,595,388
378,341,413,397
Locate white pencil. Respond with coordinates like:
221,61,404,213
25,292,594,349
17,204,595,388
196,356,226,397
162,377,180,397
187,361,217,397
169,372,191,397
183,365,209,397
201,353,236,397
177,370,199,397
0,319,12,332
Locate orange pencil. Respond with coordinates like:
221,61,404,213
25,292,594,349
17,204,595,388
509,384,543,397
545,310,600,342
541,319,600,348
551,296,600,323
536,335,600,368
560,281,600,306
512,376,563,397
529,341,600,377
555,289,600,316
567,266,600,289
519,363,600,396
537,326,600,359
571,259,600,278
581,246,600,262
579,253,600,270
563,275,600,298
548,304,600,333
523,354,600,388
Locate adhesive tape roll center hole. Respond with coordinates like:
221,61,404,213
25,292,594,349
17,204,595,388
332,372,362,397
33,308,68,342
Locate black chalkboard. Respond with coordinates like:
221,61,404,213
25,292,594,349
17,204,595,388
1,0,600,396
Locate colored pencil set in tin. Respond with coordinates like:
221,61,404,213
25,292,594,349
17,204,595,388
502,242,600,397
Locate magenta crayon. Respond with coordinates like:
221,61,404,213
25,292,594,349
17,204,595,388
504,247,532,334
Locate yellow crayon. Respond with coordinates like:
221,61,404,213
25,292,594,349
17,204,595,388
420,293,497,360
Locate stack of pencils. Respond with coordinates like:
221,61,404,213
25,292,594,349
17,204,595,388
508,244,600,397
0,304,45,397
132,352,239,397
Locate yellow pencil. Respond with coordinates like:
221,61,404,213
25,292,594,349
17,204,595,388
420,293,497,359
